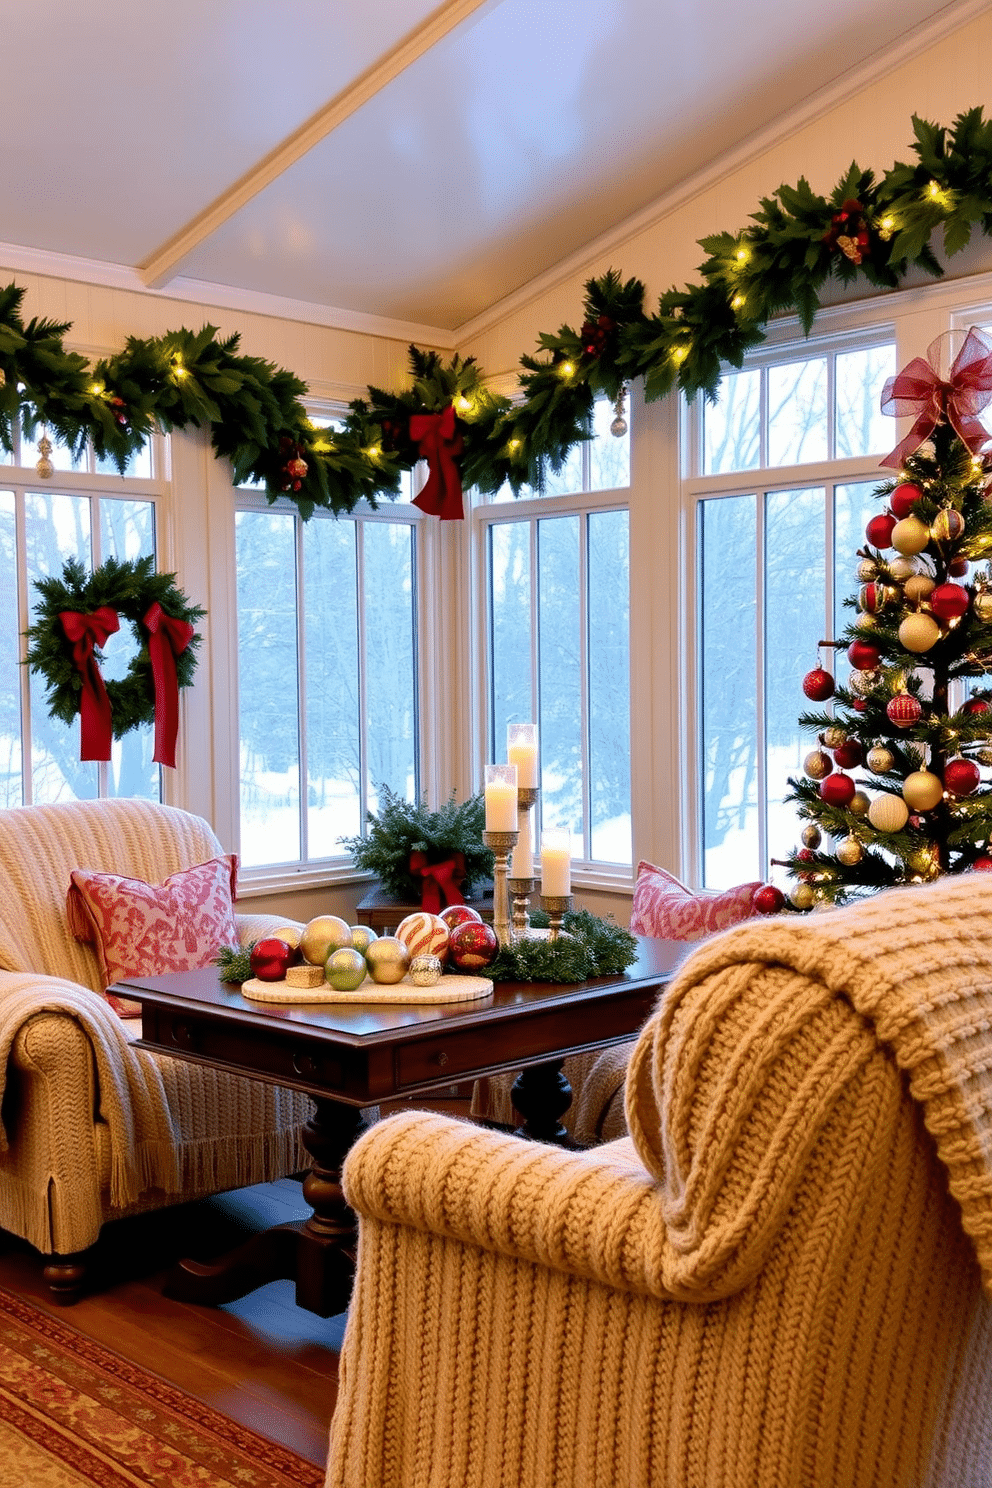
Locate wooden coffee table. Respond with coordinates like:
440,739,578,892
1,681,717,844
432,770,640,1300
112,935,685,1316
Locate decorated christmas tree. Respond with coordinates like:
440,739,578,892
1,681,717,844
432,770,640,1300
783,327,992,910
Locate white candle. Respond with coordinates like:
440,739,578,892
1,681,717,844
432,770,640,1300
541,828,571,896
485,763,518,832
510,824,533,878
507,723,538,788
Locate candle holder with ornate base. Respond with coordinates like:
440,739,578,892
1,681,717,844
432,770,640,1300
483,829,519,947
540,893,574,941
508,877,539,938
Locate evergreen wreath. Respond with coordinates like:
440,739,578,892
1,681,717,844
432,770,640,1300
5,108,992,513
488,908,638,984
24,554,204,739
343,784,494,901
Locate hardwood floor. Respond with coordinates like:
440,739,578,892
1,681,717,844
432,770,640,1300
0,1091,474,1471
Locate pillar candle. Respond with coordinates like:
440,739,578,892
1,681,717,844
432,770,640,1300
541,828,571,895
507,723,538,788
484,764,518,831
510,823,533,878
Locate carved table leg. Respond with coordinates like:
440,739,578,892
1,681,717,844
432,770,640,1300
44,1250,92,1305
164,1097,365,1317
510,1060,575,1146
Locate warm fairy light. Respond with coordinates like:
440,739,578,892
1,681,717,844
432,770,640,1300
731,294,745,310
90,382,103,396
312,439,332,453
926,180,951,207
881,215,896,233
559,361,575,379
672,345,690,364
173,358,187,380
508,438,521,452
367,444,381,458
455,395,471,413
735,246,749,264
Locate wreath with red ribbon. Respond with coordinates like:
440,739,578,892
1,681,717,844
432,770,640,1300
24,555,205,766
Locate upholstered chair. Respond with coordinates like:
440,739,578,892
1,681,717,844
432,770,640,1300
326,874,992,1488
0,797,311,1300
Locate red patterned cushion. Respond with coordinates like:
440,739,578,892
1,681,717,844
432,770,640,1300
629,861,763,942
67,856,239,1017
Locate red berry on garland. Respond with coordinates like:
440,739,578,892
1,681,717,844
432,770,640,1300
847,640,880,671
944,758,981,797
865,513,896,548
833,740,864,769
889,483,923,519
802,667,835,701
929,582,970,620
820,773,855,806
753,884,785,915
887,694,923,728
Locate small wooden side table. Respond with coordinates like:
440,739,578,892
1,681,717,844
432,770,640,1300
355,881,494,934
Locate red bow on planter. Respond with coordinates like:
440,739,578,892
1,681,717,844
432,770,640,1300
881,326,992,469
58,606,120,760
409,851,466,913
410,404,465,520
143,602,195,768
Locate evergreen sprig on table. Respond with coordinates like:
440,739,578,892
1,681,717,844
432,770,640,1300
342,785,493,902
488,909,638,984
215,943,255,984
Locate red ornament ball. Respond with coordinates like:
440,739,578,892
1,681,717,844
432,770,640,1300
949,557,970,577
865,513,897,548
753,884,785,915
961,697,991,716
852,700,866,712
887,694,923,728
438,903,483,931
448,919,499,970
802,667,835,701
847,639,880,671
833,740,864,769
889,483,923,519
972,857,992,872
820,772,856,806
929,582,970,620
944,758,981,797
249,938,295,983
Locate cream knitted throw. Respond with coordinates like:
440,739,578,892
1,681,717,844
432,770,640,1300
0,973,181,1207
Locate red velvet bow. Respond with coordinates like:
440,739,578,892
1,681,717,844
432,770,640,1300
409,851,466,913
143,602,195,768
58,606,120,761
410,404,465,520
881,326,992,469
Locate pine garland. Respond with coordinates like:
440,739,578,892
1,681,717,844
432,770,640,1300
488,909,638,984
3,109,992,516
342,784,493,901
23,554,204,738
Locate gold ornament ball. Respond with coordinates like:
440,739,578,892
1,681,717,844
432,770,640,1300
801,823,822,848
866,745,895,773
822,727,847,750
855,613,876,632
891,516,931,555
888,557,918,581
270,924,302,951
898,612,941,653
324,947,368,992
300,914,353,964
974,591,992,622
857,558,879,582
364,935,411,984
977,747,992,767
349,924,378,954
790,882,816,910
836,835,863,866
850,791,871,817
931,507,965,544
907,847,933,873
903,574,936,604
804,749,832,780
902,770,944,812
848,668,878,697
867,794,910,833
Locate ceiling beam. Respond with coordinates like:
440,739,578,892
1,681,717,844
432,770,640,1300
139,0,499,289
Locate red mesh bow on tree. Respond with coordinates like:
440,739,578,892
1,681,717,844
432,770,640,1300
881,326,992,469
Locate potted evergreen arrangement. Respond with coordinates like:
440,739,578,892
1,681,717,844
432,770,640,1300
343,785,493,906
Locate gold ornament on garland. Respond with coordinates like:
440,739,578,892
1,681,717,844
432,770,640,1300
35,431,53,479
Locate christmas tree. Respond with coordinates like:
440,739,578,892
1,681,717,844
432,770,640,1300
783,327,992,911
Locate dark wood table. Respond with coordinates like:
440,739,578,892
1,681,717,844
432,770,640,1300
112,935,685,1316
354,881,494,933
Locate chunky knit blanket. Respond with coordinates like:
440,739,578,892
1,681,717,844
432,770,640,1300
626,871,992,1295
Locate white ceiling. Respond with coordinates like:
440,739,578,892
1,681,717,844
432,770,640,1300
0,0,967,339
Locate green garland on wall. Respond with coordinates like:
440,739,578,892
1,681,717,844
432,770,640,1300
3,107,992,517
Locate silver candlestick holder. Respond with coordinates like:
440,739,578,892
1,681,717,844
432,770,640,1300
540,893,574,941
483,829,519,947
508,876,539,938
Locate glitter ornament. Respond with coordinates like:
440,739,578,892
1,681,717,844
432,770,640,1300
974,591,992,622
753,884,785,915
802,667,835,701
898,613,941,652
867,745,895,772
409,954,443,986
790,883,815,910
804,750,832,780
977,748,992,767
836,835,864,865
847,668,878,697
891,516,931,555
868,794,910,833
801,824,822,848
448,919,499,970
857,558,879,582
855,613,876,632
822,726,847,750
902,770,944,811
888,557,918,581
887,694,923,728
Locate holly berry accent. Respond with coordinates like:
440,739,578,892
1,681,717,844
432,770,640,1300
278,436,309,492
822,198,872,265
579,314,616,357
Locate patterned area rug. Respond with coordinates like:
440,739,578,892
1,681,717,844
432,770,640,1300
0,1285,325,1487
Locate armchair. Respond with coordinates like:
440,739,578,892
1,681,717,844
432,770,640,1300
327,874,992,1487
0,797,311,1300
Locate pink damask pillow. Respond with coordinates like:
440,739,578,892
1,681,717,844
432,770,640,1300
629,860,763,942
67,856,239,1017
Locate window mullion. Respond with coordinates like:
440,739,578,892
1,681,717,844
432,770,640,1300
295,516,308,864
